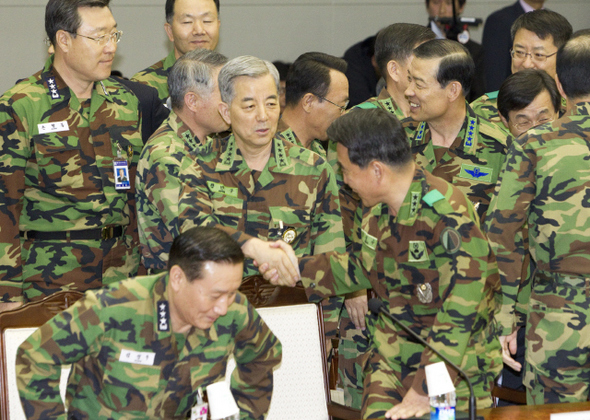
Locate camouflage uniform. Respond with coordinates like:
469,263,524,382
471,91,567,124
136,110,209,272
325,88,410,409
138,132,345,338
0,56,143,303
403,103,511,220
276,118,326,157
16,273,282,420
485,102,590,404
131,51,176,102
470,91,501,123
298,167,503,418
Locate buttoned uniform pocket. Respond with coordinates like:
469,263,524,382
32,133,85,189
100,358,161,412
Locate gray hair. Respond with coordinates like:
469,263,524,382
168,49,228,110
218,55,280,104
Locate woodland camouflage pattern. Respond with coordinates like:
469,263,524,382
485,102,590,404
403,104,511,220
328,89,410,409
470,92,501,123
299,168,502,417
137,111,209,271
131,51,176,101
0,56,143,303
16,274,281,420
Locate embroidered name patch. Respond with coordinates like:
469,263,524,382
207,181,238,198
119,350,156,366
457,164,493,183
38,121,69,134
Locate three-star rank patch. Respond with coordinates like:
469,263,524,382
408,240,429,263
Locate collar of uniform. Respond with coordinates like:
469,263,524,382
162,50,177,72
393,167,427,227
168,109,202,152
277,120,300,147
215,134,291,172
42,55,70,106
377,86,390,100
151,273,219,342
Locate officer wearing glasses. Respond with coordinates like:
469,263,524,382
0,0,144,311
471,9,572,124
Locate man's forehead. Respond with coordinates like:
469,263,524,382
78,6,116,29
514,29,556,48
411,57,440,78
174,0,218,16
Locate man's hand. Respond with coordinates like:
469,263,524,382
0,302,23,313
499,329,521,371
345,294,368,330
244,238,300,287
385,388,430,419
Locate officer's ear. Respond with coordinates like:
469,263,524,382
555,75,567,102
164,22,175,43
219,101,231,126
55,30,71,54
169,265,187,292
499,113,510,131
386,60,400,82
370,160,384,182
184,91,200,113
301,93,315,113
446,81,463,102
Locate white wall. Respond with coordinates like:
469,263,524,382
1,0,589,95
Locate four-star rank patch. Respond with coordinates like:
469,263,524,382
408,240,428,263
441,227,462,254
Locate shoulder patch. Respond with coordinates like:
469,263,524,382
354,101,380,110
486,90,499,100
440,227,462,254
422,190,445,206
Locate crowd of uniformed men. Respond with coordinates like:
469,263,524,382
2,0,590,419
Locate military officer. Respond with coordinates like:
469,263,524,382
17,227,282,420
277,51,349,157
471,9,572,124
485,33,590,405
132,0,220,102
403,38,511,220
264,108,502,418
0,0,143,310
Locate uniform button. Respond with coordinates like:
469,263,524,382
310,282,316,288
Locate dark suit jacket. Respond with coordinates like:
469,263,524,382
115,77,170,144
482,1,525,92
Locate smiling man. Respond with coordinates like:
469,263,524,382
402,39,511,220
0,0,143,311
132,0,220,102
16,227,282,420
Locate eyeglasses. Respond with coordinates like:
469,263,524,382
510,48,557,64
68,30,123,46
315,94,348,114
511,116,555,132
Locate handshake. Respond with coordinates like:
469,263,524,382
244,238,301,287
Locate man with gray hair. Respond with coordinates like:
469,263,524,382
136,48,230,272
192,55,346,345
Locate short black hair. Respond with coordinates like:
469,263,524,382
511,10,572,49
168,227,244,281
285,52,347,107
327,108,411,169
556,35,590,100
375,23,435,75
272,61,292,81
413,38,474,98
166,0,220,23
45,0,110,46
497,69,561,121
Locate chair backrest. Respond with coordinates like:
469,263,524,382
0,291,84,420
227,276,331,420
